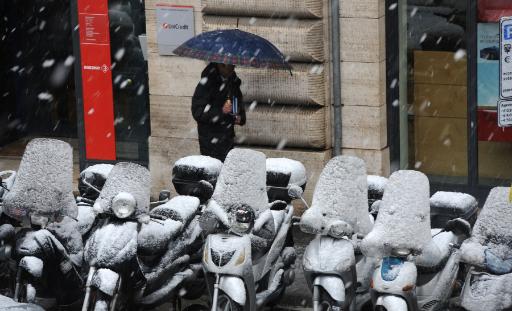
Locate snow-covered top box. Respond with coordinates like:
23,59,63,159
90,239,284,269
266,158,307,187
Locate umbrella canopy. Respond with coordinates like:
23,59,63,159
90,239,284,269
173,29,291,71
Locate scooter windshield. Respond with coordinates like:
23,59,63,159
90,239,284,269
94,162,150,217
470,187,512,266
210,149,269,217
300,156,372,236
361,170,431,258
3,138,77,221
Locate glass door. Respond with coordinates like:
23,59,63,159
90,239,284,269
403,0,469,185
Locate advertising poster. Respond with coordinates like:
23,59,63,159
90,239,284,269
477,23,500,108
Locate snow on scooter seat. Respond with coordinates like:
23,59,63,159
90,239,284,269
94,162,151,217
461,187,512,266
430,191,477,212
209,148,269,216
361,170,431,257
3,138,77,221
174,155,222,176
300,156,373,236
266,158,307,186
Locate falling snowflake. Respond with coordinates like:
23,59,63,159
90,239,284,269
389,2,397,10
64,55,75,66
249,17,257,25
42,59,55,68
276,139,287,150
249,101,257,111
88,108,95,115
114,48,125,61
38,92,53,101
199,77,208,85
454,49,466,62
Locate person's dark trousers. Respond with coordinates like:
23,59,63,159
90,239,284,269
198,135,234,162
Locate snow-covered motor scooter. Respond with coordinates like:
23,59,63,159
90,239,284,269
361,170,472,311
458,187,512,311
3,139,84,309
293,156,375,311
201,149,297,311
82,162,204,310
0,170,17,296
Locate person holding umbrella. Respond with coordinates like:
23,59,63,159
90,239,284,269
191,62,246,161
174,27,291,162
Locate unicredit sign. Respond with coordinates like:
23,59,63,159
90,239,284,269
156,4,195,55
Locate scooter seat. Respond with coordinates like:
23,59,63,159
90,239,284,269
150,196,200,226
416,229,457,271
138,218,182,256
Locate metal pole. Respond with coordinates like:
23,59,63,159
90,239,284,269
331,0,342,156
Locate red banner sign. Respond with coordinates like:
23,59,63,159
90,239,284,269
78,0,116,160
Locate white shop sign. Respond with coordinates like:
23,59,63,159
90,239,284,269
156,4,195,55
498,100,512,127
500,17,512,99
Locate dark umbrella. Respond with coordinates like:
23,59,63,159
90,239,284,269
173,28,292,73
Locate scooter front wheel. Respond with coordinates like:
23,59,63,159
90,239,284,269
217,293,243,311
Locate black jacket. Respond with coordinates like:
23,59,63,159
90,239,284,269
191,63,246,160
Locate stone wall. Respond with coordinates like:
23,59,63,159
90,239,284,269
145,0,390,206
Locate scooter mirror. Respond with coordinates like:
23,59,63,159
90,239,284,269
287,185,303,199
158,190,171,202
445,218,472,238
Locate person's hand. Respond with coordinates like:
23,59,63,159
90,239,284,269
222,99,232,114
235,115,242,125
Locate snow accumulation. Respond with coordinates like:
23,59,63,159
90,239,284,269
3,138,77,220
430,191,477,211
210,149,269,216
0,294,44,310
76,205,96,236
301,156,373,236
266,158,307,186
362,170,431,258
95,162,150,216
138,218,182,254
84,222,138,267
461,267,512,310
174,155,222,175
46,216,84,266
19,256,44,278
462,187,512,262
81,164,114,179
92,268,120,296
151,196,200,224
367,175,388,192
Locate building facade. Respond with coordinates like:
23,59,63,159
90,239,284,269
1,0,511,203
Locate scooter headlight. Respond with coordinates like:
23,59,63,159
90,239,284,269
228,204,255,235
112,192,136,219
